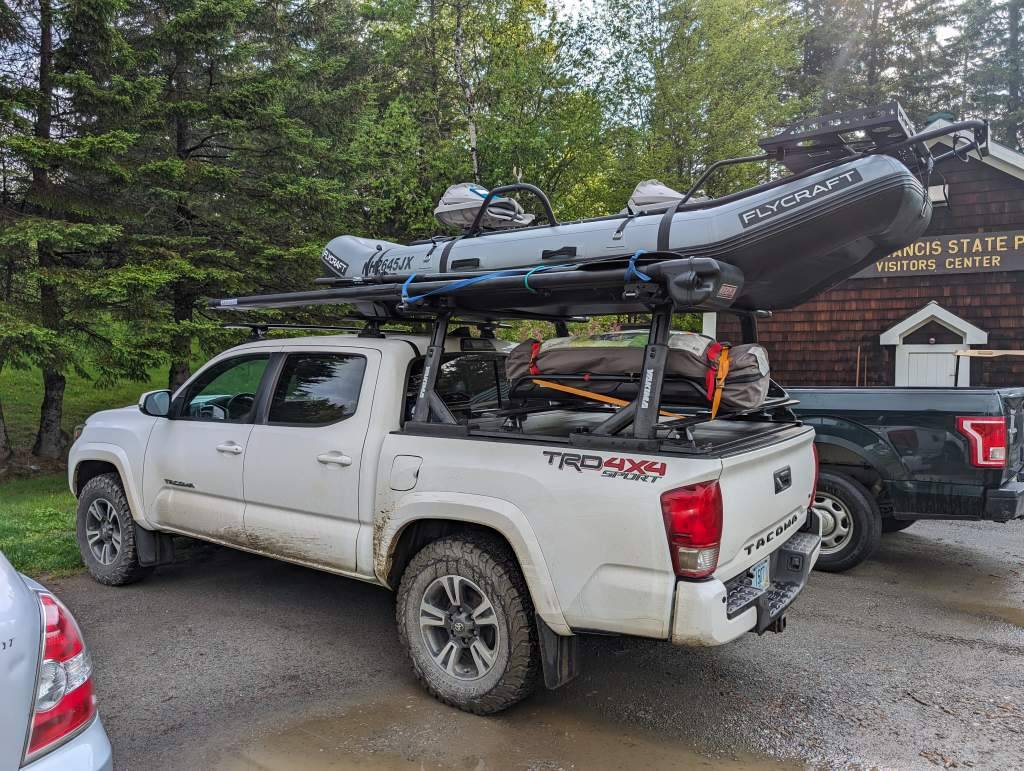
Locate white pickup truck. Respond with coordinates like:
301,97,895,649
69,331,821,713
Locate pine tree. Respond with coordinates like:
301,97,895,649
948,0,1024,148
0,0,141,458
793,0,959,125
114,0,349,389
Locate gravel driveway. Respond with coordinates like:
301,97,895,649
49,518,1023,770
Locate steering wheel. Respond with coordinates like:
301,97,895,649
226,393,256,420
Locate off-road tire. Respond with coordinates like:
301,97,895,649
396,533,540,714
813,471,882,573
882,518,917,533
76,473,152,586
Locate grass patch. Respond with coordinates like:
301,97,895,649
0,364,169,451
0,474,80,577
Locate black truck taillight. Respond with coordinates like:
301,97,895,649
956,416,1008,468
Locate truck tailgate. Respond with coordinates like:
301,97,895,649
1001,389,1024,482
714,425,816,580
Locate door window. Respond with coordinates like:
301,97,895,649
179,355,270,422
268,353,367,425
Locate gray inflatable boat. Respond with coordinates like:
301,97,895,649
312,104,988,312
322,154,928,311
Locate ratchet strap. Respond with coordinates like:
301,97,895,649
710,346,731,419
531,378,684,418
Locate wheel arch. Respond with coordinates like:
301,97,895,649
70,444,152,528
378,493,571,635
814,435,890,498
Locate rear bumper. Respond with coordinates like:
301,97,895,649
22,715,112,771
670,516,821,647
984,480,1024,522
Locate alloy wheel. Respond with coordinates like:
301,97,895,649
419,574,500,681
85,498,122,565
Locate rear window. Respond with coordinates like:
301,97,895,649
407,353,509,421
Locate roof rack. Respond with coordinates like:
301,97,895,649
209,252,755,448
210,252,743,321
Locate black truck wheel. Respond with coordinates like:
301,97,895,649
76,473,152,586
812,471,882,573
882,518,917,533
396,533,540,714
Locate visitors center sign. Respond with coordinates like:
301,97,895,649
851,229,1024,279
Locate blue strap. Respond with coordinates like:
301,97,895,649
625,250,651,282
522,265,549,294
401,273,417,305
403,268,540,305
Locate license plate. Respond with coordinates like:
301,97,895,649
749,558,770,591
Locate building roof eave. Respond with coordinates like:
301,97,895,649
880,300,988,345
924,117,1024,183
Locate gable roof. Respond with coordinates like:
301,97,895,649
880,300,988,345
924,117,1024,183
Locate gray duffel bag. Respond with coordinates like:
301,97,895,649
506,330,771,412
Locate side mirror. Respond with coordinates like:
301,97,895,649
139,390,172,418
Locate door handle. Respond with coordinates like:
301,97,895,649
215,442,244,455
317,452,353,467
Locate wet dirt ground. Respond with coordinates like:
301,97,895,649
49,518,1023,770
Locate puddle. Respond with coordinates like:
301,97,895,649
206,689,793,770
953,601,1024,628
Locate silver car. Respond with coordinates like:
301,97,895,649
0,551,112,771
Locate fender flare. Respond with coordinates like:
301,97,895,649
812,432,908,482
70,443,155,529
377,491,572,636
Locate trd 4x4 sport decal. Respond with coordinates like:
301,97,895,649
542,450,667,484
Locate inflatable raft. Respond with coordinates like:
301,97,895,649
322,154,931,311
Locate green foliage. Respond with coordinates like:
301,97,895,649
0,0,1015,460
0,358,169,448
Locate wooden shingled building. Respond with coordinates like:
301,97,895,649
709,117,1024,389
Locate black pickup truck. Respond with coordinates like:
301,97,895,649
790,387,1024,571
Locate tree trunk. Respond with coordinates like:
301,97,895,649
1009,0,1022,147
168,287,194,391
32,370,67,458
30,0,67,459
452,0,480,183
864,0,883,101
0,393,13,463
166,46,195,393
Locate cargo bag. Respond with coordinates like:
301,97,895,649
506,331,771,412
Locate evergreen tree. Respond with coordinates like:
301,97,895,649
793,0,958,125
948,0,1024,148
114,0,348,389
0,0,142,458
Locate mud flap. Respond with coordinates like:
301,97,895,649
536,614,578,689
135,525,175,567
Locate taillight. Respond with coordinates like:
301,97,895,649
661,481,723,579
956,416,1007,468
23,593,95,763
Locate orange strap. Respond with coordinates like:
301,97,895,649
531,378,685,418
710,346,731,419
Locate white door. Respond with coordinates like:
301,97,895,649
143,353,272,543
896,344,967,386
242,349,378,573
907,351,957,386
